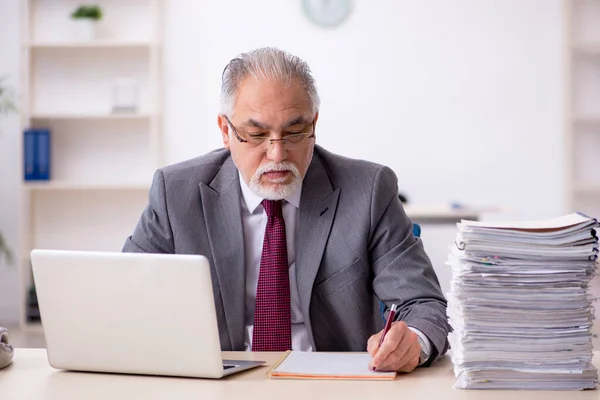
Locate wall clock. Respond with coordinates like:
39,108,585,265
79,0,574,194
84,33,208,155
302,0,353,28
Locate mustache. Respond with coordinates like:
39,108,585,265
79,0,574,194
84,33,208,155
255,162,300,177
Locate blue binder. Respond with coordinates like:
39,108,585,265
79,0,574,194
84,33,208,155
23,128,51,181
35,129,51,181
24,129,36,181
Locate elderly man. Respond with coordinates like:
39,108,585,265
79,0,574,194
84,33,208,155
123,47,449,372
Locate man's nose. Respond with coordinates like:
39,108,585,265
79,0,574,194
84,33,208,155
266,140,287,163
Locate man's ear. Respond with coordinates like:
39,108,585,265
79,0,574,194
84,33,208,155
217,115,230,150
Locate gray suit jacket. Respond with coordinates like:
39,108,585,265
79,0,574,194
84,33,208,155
123,145,450,364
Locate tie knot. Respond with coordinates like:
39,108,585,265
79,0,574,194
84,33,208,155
262,199,283,218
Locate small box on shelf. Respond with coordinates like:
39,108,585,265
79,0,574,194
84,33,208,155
111,78,140,114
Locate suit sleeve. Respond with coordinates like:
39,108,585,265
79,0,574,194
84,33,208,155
122,170,175,254
369,166,450,365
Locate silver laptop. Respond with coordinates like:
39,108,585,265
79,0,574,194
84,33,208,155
30,249,265,378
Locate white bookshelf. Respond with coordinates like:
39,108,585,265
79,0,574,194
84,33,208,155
565,0,600,217
564,0,600,344
18,0,163,330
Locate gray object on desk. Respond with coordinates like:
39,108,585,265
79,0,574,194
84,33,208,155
0,327,14,369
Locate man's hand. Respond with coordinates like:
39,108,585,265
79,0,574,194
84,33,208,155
367,321,421,373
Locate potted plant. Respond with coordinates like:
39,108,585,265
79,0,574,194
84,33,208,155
0,77,15,266
70,5,103,41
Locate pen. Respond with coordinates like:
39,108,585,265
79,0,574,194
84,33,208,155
379,304,398,348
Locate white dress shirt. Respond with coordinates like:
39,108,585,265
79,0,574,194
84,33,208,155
238,175,431,361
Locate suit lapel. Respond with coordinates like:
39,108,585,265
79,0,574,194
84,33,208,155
200,157,245,350
296,152,340,348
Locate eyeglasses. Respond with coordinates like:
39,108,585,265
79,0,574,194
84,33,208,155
223,115,315,152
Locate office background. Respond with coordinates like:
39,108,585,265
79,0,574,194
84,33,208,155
0,1,597,332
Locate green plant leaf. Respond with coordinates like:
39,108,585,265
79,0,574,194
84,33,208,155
71,5,103,21
0,77,17,119
0,232,13,266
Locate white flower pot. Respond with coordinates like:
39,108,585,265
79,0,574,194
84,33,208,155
72,19,97,41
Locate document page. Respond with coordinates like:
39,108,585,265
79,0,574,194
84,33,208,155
271,352,396,380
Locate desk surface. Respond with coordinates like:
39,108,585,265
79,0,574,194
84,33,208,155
0,349,598,400
403,205,481,224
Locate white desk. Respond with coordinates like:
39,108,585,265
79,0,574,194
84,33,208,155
404,205,481,224
1,349,598,399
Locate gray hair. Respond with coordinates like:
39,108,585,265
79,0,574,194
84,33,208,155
220,47,320,116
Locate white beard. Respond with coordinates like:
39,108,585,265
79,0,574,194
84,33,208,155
248,161,302,200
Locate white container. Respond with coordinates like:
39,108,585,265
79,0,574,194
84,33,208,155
71,19,97,41
111,78,140,113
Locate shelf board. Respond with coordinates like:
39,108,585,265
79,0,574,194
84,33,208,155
26,41,155,50
573,183,600,195
572,43,600,55
30,113,152,121
23,182,151,191
573,116,600,127
573,115,600,125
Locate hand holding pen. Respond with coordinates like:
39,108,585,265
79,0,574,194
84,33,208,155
367,303,422,373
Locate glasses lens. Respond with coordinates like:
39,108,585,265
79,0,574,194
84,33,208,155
241,134,313,151
246,137,266,146
286,135,305,144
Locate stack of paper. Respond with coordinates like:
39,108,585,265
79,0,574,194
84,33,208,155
447,213,599,390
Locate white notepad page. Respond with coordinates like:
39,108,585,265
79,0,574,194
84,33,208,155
273,352,396,378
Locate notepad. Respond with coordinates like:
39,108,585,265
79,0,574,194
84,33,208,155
268,351,397,380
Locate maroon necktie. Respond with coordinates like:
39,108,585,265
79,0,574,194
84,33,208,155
252,199,292,351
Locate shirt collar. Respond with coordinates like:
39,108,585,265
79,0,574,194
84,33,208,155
238,172,302,213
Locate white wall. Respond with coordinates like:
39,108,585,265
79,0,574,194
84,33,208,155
161,0,564,298
0,0,21,325
164,0,565,220
0,0,565,322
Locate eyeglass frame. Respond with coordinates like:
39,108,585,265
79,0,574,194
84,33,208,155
223,115,316,149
